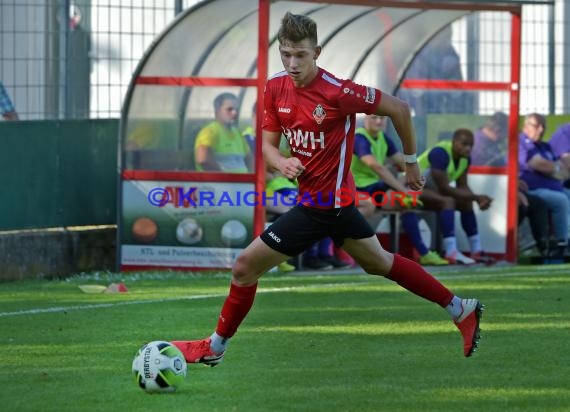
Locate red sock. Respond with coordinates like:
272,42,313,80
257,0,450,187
387,254,453,307
216,281,258,338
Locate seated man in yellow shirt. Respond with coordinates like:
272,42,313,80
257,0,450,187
195,93,253,173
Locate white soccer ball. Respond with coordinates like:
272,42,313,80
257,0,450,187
132,341,187,393
220,219,247,246
176,218,203,245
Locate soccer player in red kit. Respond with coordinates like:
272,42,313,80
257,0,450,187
172,12,483,364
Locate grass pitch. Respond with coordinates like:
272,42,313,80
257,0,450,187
0,264,569,411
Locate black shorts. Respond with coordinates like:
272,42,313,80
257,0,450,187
260,203,375,257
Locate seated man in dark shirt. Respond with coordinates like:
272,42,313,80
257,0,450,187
418,129,494,264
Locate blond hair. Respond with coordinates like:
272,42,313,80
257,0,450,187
277,12,318,45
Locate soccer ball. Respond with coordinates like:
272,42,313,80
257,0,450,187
132,341,187,393
176,218,203,245
220,219,247,246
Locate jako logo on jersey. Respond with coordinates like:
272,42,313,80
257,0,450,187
313,104,326,124
268,231,281,243
278,107,291,113
283,128,325,149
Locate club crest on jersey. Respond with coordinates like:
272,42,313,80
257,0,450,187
313,104,326,125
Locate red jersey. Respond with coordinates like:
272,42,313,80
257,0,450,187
262,67,382,208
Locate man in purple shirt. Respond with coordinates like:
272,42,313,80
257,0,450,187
519,113,569,257
548,123,570,182
549,123,570,156
471,112,508,166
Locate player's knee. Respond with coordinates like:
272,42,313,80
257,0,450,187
232,250,269,285
232,253,256,283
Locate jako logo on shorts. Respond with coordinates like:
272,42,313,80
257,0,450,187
268,231,281,243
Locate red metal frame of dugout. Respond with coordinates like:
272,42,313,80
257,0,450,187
123,0,522,270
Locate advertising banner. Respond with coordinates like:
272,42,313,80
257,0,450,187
121,180,254,268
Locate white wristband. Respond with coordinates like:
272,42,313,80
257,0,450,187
403,153,417,164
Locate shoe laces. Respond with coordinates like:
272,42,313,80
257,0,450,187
197,338,214,353
456,299,477,323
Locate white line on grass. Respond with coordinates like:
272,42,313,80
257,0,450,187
0,268,566,318
0,284,366,318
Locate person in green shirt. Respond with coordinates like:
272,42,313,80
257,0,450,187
418,128,494,264
195,93,253,173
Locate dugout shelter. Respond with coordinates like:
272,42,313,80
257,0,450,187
118,0,551,270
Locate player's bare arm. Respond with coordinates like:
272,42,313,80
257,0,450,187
457,173,493,210
262,129,305,179
374,94,416,156
374,93,423,190
195,145,221,171
432,169,474,202
361,154,407,193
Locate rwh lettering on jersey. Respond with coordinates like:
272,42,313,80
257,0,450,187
284,127,325,157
